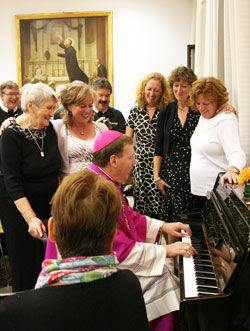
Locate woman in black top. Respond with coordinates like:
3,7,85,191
154,66,200,221
0,83,61,291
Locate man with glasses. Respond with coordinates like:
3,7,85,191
0,81,22,126
0,81,22,277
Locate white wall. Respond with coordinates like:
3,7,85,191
0,0,193,119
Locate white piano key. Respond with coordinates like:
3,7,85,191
181,229,198,298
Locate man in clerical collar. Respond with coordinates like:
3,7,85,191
87,130,197,328
0,81,22,126
93,78,126,133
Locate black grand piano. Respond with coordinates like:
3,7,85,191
178,173,250,331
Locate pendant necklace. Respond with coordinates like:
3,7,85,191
23,118,45,157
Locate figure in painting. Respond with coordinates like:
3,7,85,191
56,37,89,84
94,58,107,78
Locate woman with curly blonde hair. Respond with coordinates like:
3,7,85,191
189,77,245,207
126,73,170,218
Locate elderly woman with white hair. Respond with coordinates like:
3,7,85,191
0,83,61,292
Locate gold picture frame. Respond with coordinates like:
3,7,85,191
15,11,113,103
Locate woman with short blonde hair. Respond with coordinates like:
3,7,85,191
60,81,96,125
51,81,107,177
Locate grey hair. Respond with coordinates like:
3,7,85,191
21,83,56,112
0,81,19,94
55,84,66,100
93,78,112,94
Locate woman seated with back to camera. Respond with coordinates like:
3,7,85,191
0,171,150,331
189,77,246,209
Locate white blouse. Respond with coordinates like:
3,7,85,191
190,112,246,196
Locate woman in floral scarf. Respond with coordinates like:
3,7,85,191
0,171,150,331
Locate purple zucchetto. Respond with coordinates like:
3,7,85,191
93,130,123,152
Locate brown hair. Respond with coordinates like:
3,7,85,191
136,72,170,109
92,135,133,167
51,171,121,258
168,66,197,101
60,81,96,125
189,77,229,111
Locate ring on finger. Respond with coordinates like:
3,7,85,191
184,246,189,251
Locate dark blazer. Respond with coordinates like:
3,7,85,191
0,107,22,126
0,269,151,331
94,106,126,133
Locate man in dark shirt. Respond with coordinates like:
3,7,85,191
0,80,22,278
0,81,22,126
93,78,126,133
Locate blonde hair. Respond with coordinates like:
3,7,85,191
190,77,229,111
136,73,170,109
60,81,96,125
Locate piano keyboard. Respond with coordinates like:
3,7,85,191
182,225,220,298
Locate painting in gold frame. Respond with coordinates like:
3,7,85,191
15,11,113,103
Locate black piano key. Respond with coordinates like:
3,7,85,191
193,247,210,253
193,257,212,263
193,254,211,261
197,286,219,294
194,262,213,270
196,271,215,278
195,265,214,272
193,239,205,244
191,242,208,248
196,278,217,286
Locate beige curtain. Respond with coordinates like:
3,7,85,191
193,0,250,164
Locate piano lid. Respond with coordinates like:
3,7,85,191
208,172,250,251
198,173,250,293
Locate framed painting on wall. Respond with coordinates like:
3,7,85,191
187,44,195,70
15,11,113,102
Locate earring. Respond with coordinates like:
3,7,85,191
68,110,72,116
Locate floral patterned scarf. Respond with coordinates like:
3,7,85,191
35,254,118,289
